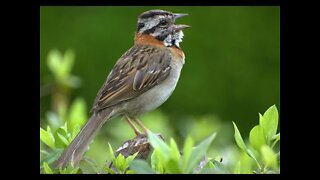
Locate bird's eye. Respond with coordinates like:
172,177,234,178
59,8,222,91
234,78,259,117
159,20,168,26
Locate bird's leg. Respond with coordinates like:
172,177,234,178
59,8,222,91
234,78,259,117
124,115,141,136
133,116,149,134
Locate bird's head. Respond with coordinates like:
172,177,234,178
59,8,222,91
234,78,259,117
136,9,190,48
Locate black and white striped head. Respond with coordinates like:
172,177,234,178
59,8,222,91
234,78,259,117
137,10,190,48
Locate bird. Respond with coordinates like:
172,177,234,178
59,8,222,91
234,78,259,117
55,9,190,169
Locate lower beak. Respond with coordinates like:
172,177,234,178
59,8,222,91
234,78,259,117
173,24,191,31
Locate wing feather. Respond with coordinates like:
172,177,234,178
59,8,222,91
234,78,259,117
91,45,172,112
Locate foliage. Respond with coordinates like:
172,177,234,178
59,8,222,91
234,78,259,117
232,105,280,174
47,49,80,87
132,132,216,174
40,49,87,174
103,144,138,174
104,132,221,174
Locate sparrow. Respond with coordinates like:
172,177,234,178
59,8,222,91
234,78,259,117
55,9,190,169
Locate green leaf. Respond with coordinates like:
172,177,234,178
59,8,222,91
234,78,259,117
57,133,69,147
148,132,171,161
182,135,194,172
129,159,156,174
126,152,138,165
47,49,63,78
233,122,260,168
261,145,277,170
170,138,180,163
58,163,79,174
40,149,49,156
232,122,247,152
43,162,53,174
64,163,79,174
108,143,115,160
117,153,126,168
238,152,254,174
271,133,280,148
68,98,87,133
103,166,116,174
112,152,139,173
47,49,76,83
165,159,181,173
259,113,263,122
272,133,280,141
114,153,126,173
259,105,279,143
249,125,267,151
185,133,216,173
151,150,164,173
54,127,69,148
40,126,55,149
247,149,259,168
59,166,67,174
70,167,80,174
112,152,138,174
126,170,135,174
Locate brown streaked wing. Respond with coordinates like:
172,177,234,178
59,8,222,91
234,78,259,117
91,45,172,112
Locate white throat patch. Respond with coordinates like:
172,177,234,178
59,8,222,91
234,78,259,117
164,30,184,48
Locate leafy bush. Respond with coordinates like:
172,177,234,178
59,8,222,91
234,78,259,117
128,132,217,174
232,105,280,174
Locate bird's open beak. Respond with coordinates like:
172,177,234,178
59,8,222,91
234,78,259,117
173,13,191,31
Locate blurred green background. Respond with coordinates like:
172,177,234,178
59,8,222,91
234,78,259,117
40,6,279,169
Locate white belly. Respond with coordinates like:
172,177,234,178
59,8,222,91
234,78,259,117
119,60,184,116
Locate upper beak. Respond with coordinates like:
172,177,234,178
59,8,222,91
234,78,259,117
173,13,189,20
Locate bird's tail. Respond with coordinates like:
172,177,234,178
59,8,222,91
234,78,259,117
55,109,112,169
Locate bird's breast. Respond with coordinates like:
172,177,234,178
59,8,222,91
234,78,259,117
121,55,184,116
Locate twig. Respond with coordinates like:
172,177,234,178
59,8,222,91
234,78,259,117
107,133,164,173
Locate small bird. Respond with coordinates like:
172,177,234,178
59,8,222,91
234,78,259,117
55,9,190,169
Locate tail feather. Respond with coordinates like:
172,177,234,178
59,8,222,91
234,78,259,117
55,109,112,169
